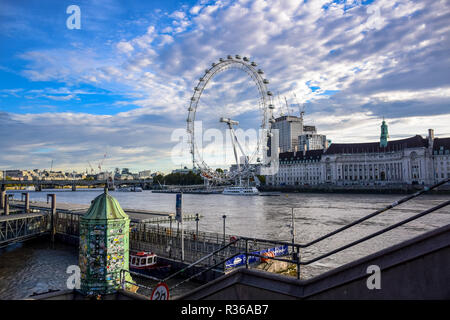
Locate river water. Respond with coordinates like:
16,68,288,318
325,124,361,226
1,189,449,299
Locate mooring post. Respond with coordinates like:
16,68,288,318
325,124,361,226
4,193,9,216
0,185,6,210
47,194,56,242
24,192,30,213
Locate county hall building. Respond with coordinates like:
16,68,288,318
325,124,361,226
266,118,450,187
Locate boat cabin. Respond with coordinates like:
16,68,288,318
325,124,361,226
130,251,157,269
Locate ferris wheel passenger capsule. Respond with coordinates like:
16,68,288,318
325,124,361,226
235,55,241,59
227,55,233,59
268,104,275,109
263,79,269,84
251,62,257,66
219,58,224,62
267,91,273,96
257,69,264,74
205,69,210,74
243,57,249,62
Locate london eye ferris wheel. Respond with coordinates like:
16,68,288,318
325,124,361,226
186,55,276,185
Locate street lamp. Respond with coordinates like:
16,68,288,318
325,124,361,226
222,215,227,244
195,213,200,256
195,213,199,239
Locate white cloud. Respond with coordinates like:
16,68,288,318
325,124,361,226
116,41,134,53
170,10,186,20
189,5,203,15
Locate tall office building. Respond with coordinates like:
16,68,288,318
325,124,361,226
271,115,304,153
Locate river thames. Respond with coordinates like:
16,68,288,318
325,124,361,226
1,189,449,299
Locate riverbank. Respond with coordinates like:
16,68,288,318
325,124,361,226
259,184,450,195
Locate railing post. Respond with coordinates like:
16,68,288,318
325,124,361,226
47,194,56,242
245,239,249,269
296,246,300,280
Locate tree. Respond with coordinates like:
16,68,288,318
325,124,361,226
256,175,266,185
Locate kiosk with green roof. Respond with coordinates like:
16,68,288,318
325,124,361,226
79,188,131,296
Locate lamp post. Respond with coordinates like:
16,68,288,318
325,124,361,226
195,213,199,239
195,213,199,257
222,215,227,244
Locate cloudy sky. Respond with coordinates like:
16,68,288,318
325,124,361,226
1,0,449,173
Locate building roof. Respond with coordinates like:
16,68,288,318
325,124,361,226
303,125,316,132
274,115,302,122
279,149,323,161
81,189,129,221
433,137,450,152
324,135,428,155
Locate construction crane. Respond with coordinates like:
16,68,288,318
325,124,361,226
98,153,107,172
87,161,94,174
284,96,292,117
293,93,305,120
277,92,290,117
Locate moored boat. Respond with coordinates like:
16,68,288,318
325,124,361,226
222,186,259,195
129,251,171,279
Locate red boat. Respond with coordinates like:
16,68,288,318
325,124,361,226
129,251,171,279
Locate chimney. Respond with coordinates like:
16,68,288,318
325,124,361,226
428,129,434,148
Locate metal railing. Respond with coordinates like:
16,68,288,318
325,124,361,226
162,178,450,288
119,269,161,297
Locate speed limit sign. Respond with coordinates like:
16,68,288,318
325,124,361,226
150,282,170,300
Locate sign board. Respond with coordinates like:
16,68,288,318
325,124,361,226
175,193,182,223
150,282,170,300
225,244,289,269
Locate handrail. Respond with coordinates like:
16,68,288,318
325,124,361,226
162,237,240,283
168,252,244,291
300,199,450,265
301,177,450,248
243,199,450,266
119,269,162,295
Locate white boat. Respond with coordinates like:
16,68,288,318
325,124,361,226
117,186,143,192
223,186,259,195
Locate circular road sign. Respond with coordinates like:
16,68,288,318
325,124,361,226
150,282,170,300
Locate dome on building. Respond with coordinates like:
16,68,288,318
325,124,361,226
81,190,129,221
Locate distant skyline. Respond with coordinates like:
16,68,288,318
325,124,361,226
1,0,450,173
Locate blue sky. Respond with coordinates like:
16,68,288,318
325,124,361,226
1,0,450,172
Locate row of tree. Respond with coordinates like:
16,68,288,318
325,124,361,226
152,171,204,186
152,170,266,186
